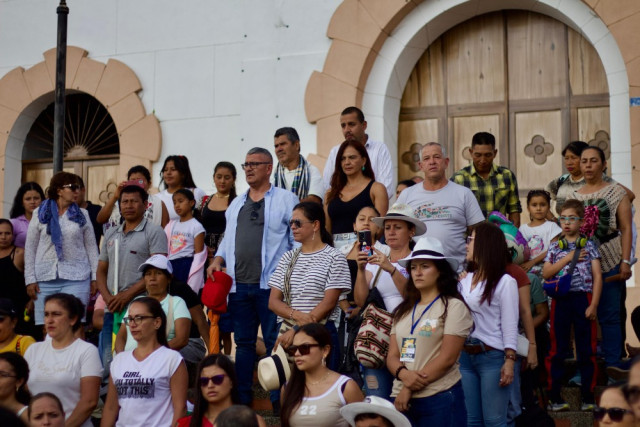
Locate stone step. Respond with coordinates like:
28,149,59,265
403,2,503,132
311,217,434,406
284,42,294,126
547,410,594,427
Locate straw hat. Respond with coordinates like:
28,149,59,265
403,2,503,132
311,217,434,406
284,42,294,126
398,235,459,271
371,203,426,236
257,344,291,391
340,396,411,427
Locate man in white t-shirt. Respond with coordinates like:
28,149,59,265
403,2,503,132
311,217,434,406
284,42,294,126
272,127,324,204
322,106,394,199
397,142,485,270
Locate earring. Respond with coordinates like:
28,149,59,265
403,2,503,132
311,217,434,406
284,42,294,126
361,166,365,171
312,231,316,241
322,357,326,366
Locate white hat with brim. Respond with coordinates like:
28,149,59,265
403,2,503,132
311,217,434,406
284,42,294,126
340,396,411,427
138,254,173,274
398,236,459,272
371,203,426,236
257,344,291,391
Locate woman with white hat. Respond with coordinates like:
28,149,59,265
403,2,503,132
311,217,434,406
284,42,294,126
386,236,473,426
354,203,426,399
280,323,363,427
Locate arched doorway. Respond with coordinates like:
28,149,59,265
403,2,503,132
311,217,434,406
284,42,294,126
22,93,120,204
397,10,610,220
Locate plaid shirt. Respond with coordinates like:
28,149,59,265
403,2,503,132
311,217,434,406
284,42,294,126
451,163,522,218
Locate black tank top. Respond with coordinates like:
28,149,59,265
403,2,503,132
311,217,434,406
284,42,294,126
200,201,226,235
327,180,375,234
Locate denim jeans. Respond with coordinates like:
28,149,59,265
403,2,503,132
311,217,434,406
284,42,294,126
228,283,279,405
35,278,90,324
599,266,623,368
405,381,466,427
324,321,341,371
507,359,522,426
363,366,394,400
460,349,512,427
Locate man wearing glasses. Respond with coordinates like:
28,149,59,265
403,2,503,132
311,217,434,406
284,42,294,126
208,147,299,409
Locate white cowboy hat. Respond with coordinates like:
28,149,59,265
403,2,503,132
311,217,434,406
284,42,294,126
257,344,291,391
398,235,459,272
340,395,411,427
371,203,427,236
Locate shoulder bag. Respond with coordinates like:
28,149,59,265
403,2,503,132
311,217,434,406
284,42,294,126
543,247,581,298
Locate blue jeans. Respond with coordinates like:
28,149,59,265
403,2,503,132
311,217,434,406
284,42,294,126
405,381,466,427
324,321,341,371
599,266,623,368
35,278,90,324
363,366,394,400
507,359,522,426
460,349,512,427
228,283,278,405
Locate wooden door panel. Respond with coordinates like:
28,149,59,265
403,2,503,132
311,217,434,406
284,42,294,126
398,119,439,180
507,12,567,100
85,163,119,206
451,115,501,171
23,164,76,195
578,107,611,154
444,13,506,105
401,38,445,108
568,30,608,95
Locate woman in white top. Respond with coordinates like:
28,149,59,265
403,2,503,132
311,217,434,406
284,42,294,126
157,155,207,221
269,202,351,370
458,222,519,427
24,293,102,427
280,323,363,427
354,203,426,399
115,255,191,353
102,297,188,427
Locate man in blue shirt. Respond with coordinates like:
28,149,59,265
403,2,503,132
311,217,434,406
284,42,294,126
208,147,298,407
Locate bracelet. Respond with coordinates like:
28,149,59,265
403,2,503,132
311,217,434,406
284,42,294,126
504,353,517,361
390,267,397,276
622,259,631,266
289,308,295,321
395,365,407,380
529,342,537,346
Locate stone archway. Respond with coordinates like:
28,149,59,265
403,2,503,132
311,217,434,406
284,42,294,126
304,0,637,190
0,46,161,213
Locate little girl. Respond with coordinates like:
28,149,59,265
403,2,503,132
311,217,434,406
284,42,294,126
165,189,206,292
519,190,562,276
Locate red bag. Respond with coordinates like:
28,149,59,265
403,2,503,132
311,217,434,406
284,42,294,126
201,271,232,314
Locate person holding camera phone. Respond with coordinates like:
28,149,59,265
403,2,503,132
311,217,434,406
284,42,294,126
354,203,426,399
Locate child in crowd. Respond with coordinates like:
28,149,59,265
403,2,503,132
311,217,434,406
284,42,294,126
542,199,602,412
520,190,562,277
165,189,206,290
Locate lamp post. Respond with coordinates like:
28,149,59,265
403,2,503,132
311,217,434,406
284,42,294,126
53,0,68,174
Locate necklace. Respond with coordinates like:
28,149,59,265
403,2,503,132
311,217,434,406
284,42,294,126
214,193,229,199
308,370,331,386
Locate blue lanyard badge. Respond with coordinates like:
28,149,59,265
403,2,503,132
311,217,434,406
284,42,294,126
411,295,441,335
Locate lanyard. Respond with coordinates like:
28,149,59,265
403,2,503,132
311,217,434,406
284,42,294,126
411,295,441,335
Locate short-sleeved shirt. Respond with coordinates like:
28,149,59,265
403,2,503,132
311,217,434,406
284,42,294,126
123,295,191,351
268,245,351,322
505,263,530,289
234,197,264,283
451,163,522,218
545,174,614,216
364,262,409,313
25,339,102,427
528,273,547,314
545,240,600,292
99,218,167,295
397,181,484,270
519,221,562,275
0,334,35,356
166,218,205,261
391,298,473,398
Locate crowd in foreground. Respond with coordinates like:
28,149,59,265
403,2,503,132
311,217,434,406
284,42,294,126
0,105,638,426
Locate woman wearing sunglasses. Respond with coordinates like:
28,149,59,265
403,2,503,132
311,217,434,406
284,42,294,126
24,172,98,328
268,202,351,370
280,323,363,427
177,354,266,427
595,385,637,426
103,297,188,427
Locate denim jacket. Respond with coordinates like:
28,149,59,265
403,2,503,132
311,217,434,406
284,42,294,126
217,184,299,292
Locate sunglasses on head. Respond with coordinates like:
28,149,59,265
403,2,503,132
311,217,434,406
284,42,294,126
62,184,80,191
199,374,226,387
593,407,633,422
285,343,321,357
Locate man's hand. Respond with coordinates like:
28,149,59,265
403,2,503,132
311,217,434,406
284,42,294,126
206,258,223,279
274,329,295,351
107,290,134,313
26,283,40,300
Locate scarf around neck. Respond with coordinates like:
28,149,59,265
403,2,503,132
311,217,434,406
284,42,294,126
38,199,86,260
274,154,310,200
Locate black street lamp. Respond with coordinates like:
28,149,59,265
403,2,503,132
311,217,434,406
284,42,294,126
53,0,68,174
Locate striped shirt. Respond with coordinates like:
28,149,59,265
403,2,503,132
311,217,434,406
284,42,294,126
451,163,521,218
268,245,351,322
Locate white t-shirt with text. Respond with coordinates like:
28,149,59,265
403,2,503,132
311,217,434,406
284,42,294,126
166,218,205,260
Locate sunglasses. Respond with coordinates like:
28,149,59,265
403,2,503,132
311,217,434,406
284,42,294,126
250,202,262,221
199,374,226,387
285,343,321,357
289,219,314,228
62,184,80,191
593,407,633,422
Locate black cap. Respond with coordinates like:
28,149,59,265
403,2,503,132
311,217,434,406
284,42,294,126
0,298,17,317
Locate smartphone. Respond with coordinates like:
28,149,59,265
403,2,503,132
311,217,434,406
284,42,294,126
124,179,145,189
357,230,373,256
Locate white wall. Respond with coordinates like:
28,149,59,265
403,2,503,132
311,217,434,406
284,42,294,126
0,0,341,195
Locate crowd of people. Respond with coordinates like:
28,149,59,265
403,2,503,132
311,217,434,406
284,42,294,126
0,105,638,427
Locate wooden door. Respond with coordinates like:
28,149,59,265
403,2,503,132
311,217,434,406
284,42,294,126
399,10,610,223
